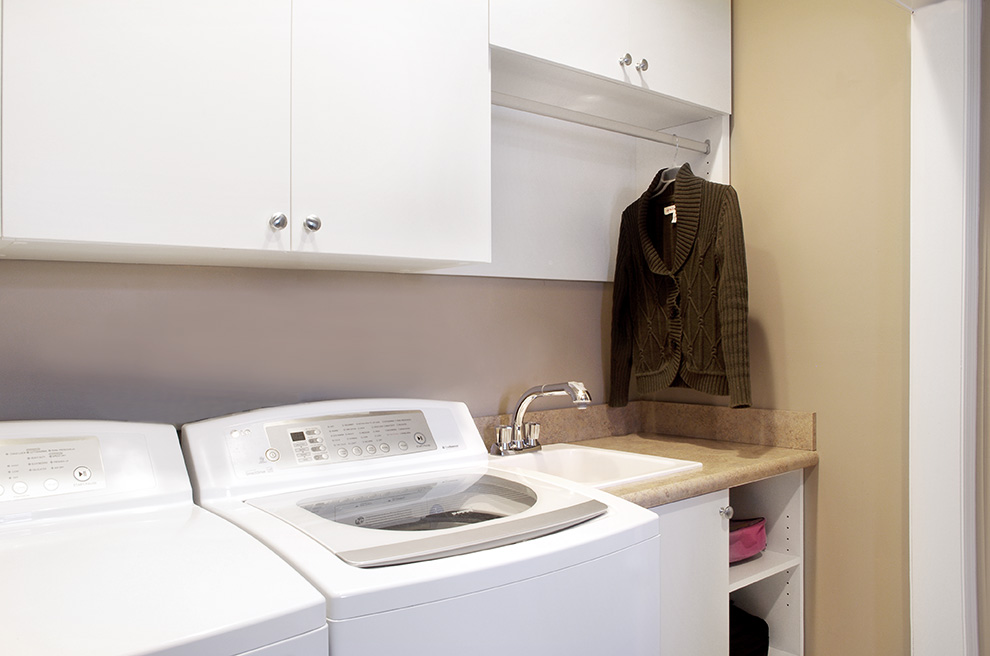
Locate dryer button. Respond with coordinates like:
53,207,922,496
44,479,59,491
12,481,28,495
265,449,280,462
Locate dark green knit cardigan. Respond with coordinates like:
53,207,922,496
609,164,751,408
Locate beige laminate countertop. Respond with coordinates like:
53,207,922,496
569,433,819,508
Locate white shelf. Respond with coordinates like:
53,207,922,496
490,46,723,151
729,470,806,655
729,550,802,593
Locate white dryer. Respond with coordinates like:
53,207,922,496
0,420,328,656
181,399,661,655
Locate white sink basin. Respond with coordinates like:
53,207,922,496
491,443,702,489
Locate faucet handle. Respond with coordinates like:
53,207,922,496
523,422,541,448
491,425,514,455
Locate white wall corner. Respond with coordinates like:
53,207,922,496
909,0,981,654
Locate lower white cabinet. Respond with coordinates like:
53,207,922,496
651,469,805,656
652,489,731,654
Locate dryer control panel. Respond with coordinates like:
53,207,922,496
0,436,107,500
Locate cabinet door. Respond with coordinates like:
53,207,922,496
291,0,490,263
652,490,730,656
490,0,730,113
630,0,731,113
2,1,292,251
489,0,631,82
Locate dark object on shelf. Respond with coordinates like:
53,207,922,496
729,603,770,656
729,517,767,563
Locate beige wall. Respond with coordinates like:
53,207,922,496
730,0,911,653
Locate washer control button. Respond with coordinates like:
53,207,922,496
44,479,59,491
265,449,280,462
366,445,377,454
398,441,408,451
380,443,391,453
337,448,349,458
12,481,28,495
351,447,363,456
73,466,92,482
414,433,427,445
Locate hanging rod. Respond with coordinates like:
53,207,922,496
492,91,711,155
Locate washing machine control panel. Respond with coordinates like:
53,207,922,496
0,436,106,500
226,411,438,477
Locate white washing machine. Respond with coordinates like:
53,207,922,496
0,420,328,656
181,399,661,655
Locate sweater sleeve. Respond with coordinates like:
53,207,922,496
609,208,636,407
715,187,752,408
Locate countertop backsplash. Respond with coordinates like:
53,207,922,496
474,400,815,452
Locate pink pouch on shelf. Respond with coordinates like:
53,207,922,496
729,517,767,563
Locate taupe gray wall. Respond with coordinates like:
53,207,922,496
0,261,608,424
730,1,911,653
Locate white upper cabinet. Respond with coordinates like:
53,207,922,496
1,0,490,270
490,0,731,113
290,0,490,263
2,0,293,252
491,0,632,82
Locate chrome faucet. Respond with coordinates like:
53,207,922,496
490,381,592,456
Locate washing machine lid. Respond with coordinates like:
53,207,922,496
246,467,607,568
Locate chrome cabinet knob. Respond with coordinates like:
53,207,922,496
619,53,632,66
719,505,734,519
636,58,649,72
269,212,288,231
303,215,322,232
